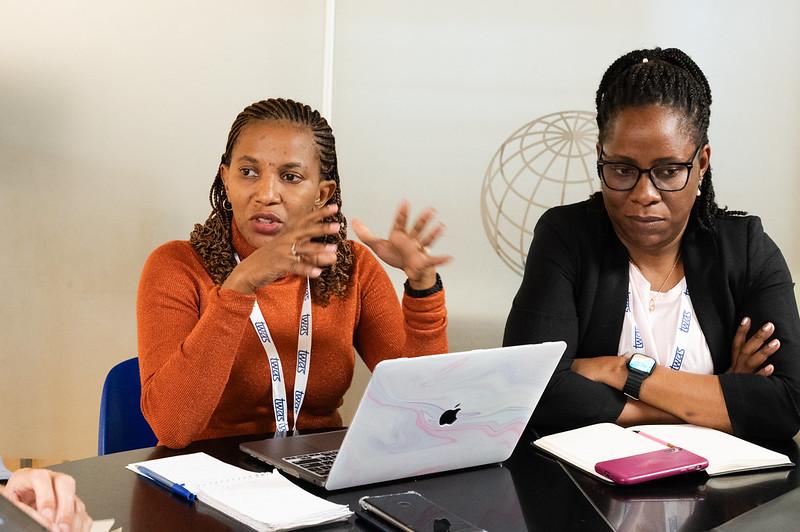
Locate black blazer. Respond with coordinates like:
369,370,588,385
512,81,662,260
504,195,800,439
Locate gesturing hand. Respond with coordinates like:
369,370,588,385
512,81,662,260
728,317,779,376
352,201,451,290
223,204,341,294
2,468,92,531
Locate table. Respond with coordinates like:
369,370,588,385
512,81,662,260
50,432,800,531
572,434,800,531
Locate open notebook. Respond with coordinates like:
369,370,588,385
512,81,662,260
533,423,793,483
127,453,351,531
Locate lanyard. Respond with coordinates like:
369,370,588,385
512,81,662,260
234,254,312,432
626,281,693,371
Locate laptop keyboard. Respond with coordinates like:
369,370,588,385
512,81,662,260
284,449,339,478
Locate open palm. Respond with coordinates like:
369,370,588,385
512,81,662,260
352,201,451,287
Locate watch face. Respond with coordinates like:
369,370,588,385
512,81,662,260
629,354,656,373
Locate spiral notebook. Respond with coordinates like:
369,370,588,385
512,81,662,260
127,452,351,531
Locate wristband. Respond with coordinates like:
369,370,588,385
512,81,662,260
404,273,443,298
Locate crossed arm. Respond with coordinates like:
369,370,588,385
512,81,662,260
571,316,778,432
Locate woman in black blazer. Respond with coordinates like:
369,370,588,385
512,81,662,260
504,47,800,440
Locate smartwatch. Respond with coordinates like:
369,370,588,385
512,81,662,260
623,353,656,400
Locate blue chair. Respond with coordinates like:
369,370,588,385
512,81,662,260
98,357,158,455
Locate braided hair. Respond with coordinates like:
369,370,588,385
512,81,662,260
189,98,354,305
595,47,744,231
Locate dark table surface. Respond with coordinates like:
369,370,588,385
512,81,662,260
50,432,800,531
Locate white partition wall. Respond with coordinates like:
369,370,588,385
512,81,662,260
1,0,798,459
0,1,327,459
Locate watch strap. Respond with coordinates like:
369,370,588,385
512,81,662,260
623,369,647,400
404,273,443,298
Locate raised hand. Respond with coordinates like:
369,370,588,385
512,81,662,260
728,317,779,376
352,201,451,290
223,204,341,294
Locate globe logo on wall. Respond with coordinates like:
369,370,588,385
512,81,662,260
480,111,599,275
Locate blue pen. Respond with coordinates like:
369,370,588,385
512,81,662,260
136,465,197,503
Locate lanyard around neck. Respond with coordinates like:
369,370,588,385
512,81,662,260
234,253,312,432
626,279,692,371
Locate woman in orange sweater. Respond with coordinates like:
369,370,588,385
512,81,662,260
137,99,449,448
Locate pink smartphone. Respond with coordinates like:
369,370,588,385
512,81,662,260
595,447,709,485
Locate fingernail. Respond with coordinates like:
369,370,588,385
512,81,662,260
762,322,773,332
310,267,322,277
325,244,337,252
741,317,749,326
770,339,780,348
330,223,341,231
60,523,71,532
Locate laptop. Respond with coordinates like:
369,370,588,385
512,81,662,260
240,342,565,490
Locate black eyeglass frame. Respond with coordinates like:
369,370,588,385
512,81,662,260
596,143,703,192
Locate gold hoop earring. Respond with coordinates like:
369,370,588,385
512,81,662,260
222,198,233,211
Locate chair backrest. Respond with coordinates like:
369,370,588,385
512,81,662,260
98,357,157,455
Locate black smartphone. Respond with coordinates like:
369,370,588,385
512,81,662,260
357,491,485,532
0,496,48,531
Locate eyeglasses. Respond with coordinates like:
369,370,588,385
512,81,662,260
596,144,703,192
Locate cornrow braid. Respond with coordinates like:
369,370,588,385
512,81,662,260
189,98,354,305
595,47,745,231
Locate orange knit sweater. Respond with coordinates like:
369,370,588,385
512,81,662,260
137,226,448,448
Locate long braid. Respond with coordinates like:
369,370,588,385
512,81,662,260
595,47,745,231
189,98,354,305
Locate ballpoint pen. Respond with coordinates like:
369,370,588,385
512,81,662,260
136,465,197,503
634,430,680,449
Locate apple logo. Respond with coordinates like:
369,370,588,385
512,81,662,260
439,403,461,426
434,518,452,532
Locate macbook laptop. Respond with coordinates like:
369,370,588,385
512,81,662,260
240,342,565,490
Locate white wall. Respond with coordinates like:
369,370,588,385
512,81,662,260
1,0,798,459
0,0,327,458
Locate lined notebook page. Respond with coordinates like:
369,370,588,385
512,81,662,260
127,452,251,493
198,471,352,531
630,424,793,475
533,423,666,480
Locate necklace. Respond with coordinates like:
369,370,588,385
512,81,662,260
632,253,681,312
